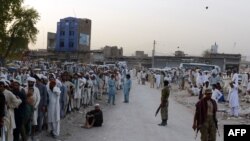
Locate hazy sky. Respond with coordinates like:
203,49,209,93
24,0,250,57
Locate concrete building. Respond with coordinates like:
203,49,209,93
103,46,123,58
55,17,91,52
44,17,92,63
47,32,56,51
90,50,104,64
135,51,148,57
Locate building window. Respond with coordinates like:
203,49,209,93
69,40,74,48
60,41,64,48
69,31,74,36
60,31,65,36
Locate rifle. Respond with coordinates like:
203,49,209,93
214,117,220,137
155,104,161,117
194,127,199,140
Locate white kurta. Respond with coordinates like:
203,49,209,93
192,87,200,96
3,89,22,141
203,74,209,83
155,74,161,88
212,89,222,103
242,73,248,87
74,78,84,99
196,74,204,87
47,85,61,123
232,73,239,85
227,85,239,108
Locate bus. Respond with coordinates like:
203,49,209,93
179,63,221,72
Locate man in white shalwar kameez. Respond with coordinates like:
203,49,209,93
47,80,61,138
155,73,161,89
232,71,239,86
212,84,223,103
73,74,82,110
85,75,93,105
227,82,240,117
0,80,22,141
137,71,142,84
196,71,204,88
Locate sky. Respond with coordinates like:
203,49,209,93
24,0,250,58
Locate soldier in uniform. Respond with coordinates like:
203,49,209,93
192,88,218,141
158,80,170,126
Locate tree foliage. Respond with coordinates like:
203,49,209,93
0,0,40,64
202,49,211,58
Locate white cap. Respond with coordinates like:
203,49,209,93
36,74,42,79
0,79,7,86
5,80,10,85
27,77,36,82
94,103,100,107
41,75,48,80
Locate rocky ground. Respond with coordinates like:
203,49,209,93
172,81,250,135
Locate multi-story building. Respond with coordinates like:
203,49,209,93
55,17,91,52
135,51,148,58
103,46,123,58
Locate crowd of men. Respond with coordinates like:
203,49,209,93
0,62,132,141
1,60,250,141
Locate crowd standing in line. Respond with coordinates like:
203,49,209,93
0,61,133,141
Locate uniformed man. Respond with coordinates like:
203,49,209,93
158,80,170,126
192,88,218,141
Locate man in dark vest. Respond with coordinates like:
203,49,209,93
82,103,103,129
192,88,218,141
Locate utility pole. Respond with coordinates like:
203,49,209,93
152,40,156,68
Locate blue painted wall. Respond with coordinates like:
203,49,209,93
55,17,79,52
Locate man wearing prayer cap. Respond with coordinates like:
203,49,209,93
82,103,103,129
27,77,36,83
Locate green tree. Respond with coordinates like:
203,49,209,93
202,49,211,58
0,0,40,66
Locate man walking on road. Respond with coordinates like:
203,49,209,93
123,74,132,103
158,80,170,126
192,88,218,141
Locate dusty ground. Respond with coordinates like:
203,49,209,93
33,79,250,141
